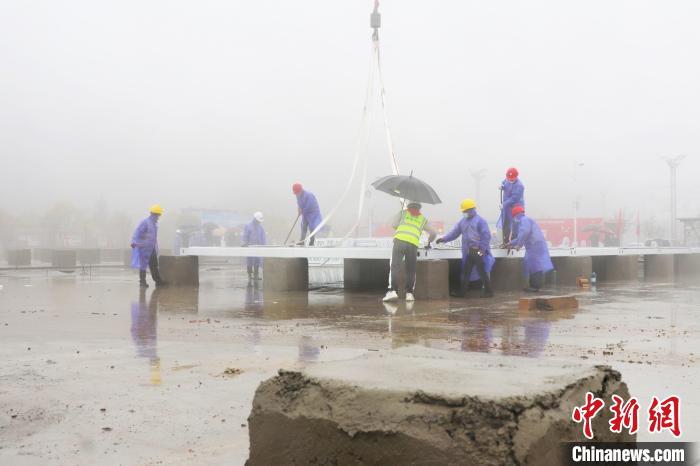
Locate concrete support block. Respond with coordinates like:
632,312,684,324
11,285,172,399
6,249,31,266
644,255,675,282
263,258,308,292
51,250,76,268
123,249,133,267
413,260,449,300
592,256,640,282
33,248,52,263
675,254,700,278
344,259,389,291
159,255,199,286
491,258,527,291
551,256,592,287
247,351,633,465
77,248,101,265
100,249,124,263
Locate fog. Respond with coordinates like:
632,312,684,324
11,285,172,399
1,0,699,240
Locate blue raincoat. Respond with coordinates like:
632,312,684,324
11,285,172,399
131,215,159,271
242,219,266,267
497,178,525,229
509,215,553,275
296,190,322,234
441,213,495,281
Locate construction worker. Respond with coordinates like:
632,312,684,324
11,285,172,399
242,211,266,283
293,183,322,246
436,199,494,298
499,167,525,245
507,205,554,292
131,205,167,288
383,202,437,302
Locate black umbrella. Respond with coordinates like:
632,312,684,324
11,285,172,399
371,174,442,205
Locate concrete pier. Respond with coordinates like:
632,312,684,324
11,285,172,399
159,255,199,286
644,255,675,282
6,249,31,266
676,253,700,278
592,256,640,282
263,258,308,292
344,259,389,291
51,250,77,268
77,248,101,265
551,256,592,287
411,260,449,300
247,350,633,465
491,257,528,291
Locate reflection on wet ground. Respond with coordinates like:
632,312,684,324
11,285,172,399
1,267,698,464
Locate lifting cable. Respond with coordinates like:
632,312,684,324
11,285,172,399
305,0,399,244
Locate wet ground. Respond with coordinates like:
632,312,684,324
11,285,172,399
0,266,698,465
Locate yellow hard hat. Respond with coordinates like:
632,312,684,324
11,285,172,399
150,204,164,215
460,198,476,212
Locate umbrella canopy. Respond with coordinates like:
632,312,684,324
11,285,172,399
371,174,442,205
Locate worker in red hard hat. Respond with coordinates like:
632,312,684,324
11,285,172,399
498,167,525,247
292,183,322,246
506,205,554,293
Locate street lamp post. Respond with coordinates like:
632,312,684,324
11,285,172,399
469,168,488,207
661,155,686,243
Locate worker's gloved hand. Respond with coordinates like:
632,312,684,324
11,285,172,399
425,242,432,250
435,238,445,244
130,243,136,248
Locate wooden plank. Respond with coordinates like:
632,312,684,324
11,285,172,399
519,295,579,311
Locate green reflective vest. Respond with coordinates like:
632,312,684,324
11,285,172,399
394,212,427,247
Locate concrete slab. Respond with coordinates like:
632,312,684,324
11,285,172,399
263,258,308,292
159,255,199,286
644,255,675,282
247,350,633,466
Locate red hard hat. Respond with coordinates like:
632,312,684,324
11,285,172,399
511,205,525,217
506,167,519,181
292,183,302,194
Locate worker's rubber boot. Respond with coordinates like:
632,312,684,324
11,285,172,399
139,270,149,288
480,278,494,298
450,280,467,298
151,268,168,288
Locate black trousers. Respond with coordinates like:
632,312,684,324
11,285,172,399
389,239,417,293
502,214,519,244
148,252,163,283
462,249,492,291
529,271,545,290
300,222,316,246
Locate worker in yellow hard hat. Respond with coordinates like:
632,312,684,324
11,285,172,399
130,204,168,288
436,199,494,298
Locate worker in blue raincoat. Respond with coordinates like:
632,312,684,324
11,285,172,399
436,199,494,298
242,211,266,283
507,205,554,292
131,205,167,288
499,167,525,245
292,183,322,246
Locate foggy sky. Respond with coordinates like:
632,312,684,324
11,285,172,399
1,0,699,229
